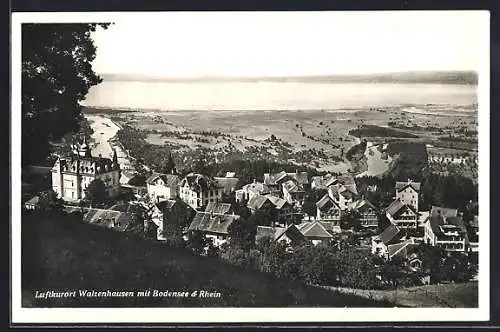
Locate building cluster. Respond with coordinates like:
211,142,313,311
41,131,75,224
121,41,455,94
371,180,478,264
37,139,478,267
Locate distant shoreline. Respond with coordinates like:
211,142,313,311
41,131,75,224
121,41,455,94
81,103,478,114
99,71,478,86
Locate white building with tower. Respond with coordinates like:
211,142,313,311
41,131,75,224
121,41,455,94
51,138,121,202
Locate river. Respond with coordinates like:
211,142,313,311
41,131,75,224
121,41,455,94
85,115,133,170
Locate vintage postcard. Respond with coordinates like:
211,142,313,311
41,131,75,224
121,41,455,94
11,10,490,324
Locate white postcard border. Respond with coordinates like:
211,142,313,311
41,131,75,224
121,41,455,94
11,11,491,323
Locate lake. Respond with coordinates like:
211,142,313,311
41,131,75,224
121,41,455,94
83,81,477,111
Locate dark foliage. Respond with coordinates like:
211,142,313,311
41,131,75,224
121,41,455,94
22,23,110,165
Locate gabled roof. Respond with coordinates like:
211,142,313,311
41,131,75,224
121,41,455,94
282,179,304,193
156,199,177,212
316,194,340,212
266,195,289,210
242,182,269,195
385,199,416,217
214,177,239,193
188,212,240,235
297,221,333,239
396,181,421,193
146,173,179,187
64,206,135,232
274,224,306,243
205,202,232,215
247,194,270,211
379,224,401,245
349,198,378,213
328,183,357,200
387,239,415,260
180,173,221,192
264,171,308,186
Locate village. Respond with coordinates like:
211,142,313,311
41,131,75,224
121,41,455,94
22,132,479,290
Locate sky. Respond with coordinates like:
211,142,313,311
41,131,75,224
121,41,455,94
90,11,487,77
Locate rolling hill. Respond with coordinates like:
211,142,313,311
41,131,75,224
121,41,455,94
21,211,394,308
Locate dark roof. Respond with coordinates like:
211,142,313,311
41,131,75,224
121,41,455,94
266,195,288,209
156,199,177,212
247,194,270,210
188,212,240,235
316,194,340,212
64,206,134,232
180,173,221,192
214,177,239,193
349,199,378,213
205,202,232,215
385,199,417,217
297,221,333,239
263,171,308,186
256,225,305,243
282,179,304,193
395,181,421,192
146,173,179,187
379,224,401,245
275,224,306,243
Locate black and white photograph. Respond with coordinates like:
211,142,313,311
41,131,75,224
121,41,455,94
11,10,489,323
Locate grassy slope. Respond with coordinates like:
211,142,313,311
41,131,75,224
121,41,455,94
325,282,478,308
21,211,394,308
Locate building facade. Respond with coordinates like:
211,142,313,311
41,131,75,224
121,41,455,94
178,173,223,210
51,140,121,202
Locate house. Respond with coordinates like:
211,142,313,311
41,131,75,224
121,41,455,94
296,221,334,246
385,199,418,228
235,180,270,203
247,194,294,225
282,179,305,206
157,198,195,241
315,193,342,230
423,206,467,252
63,206,135,232
467,215,479,253
386,238,416,261
348,198,379,228
178,173,223,210
51,139,121,202
187,212,240,247
328,183,357,211
371,224,404,258
24,196,40,210
263,170,309,194
146,173,179,203
395,180,421,212
310,173,357,192
205,201,234,215
310,173,336,190
255,224,305,247
214,174,240,195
